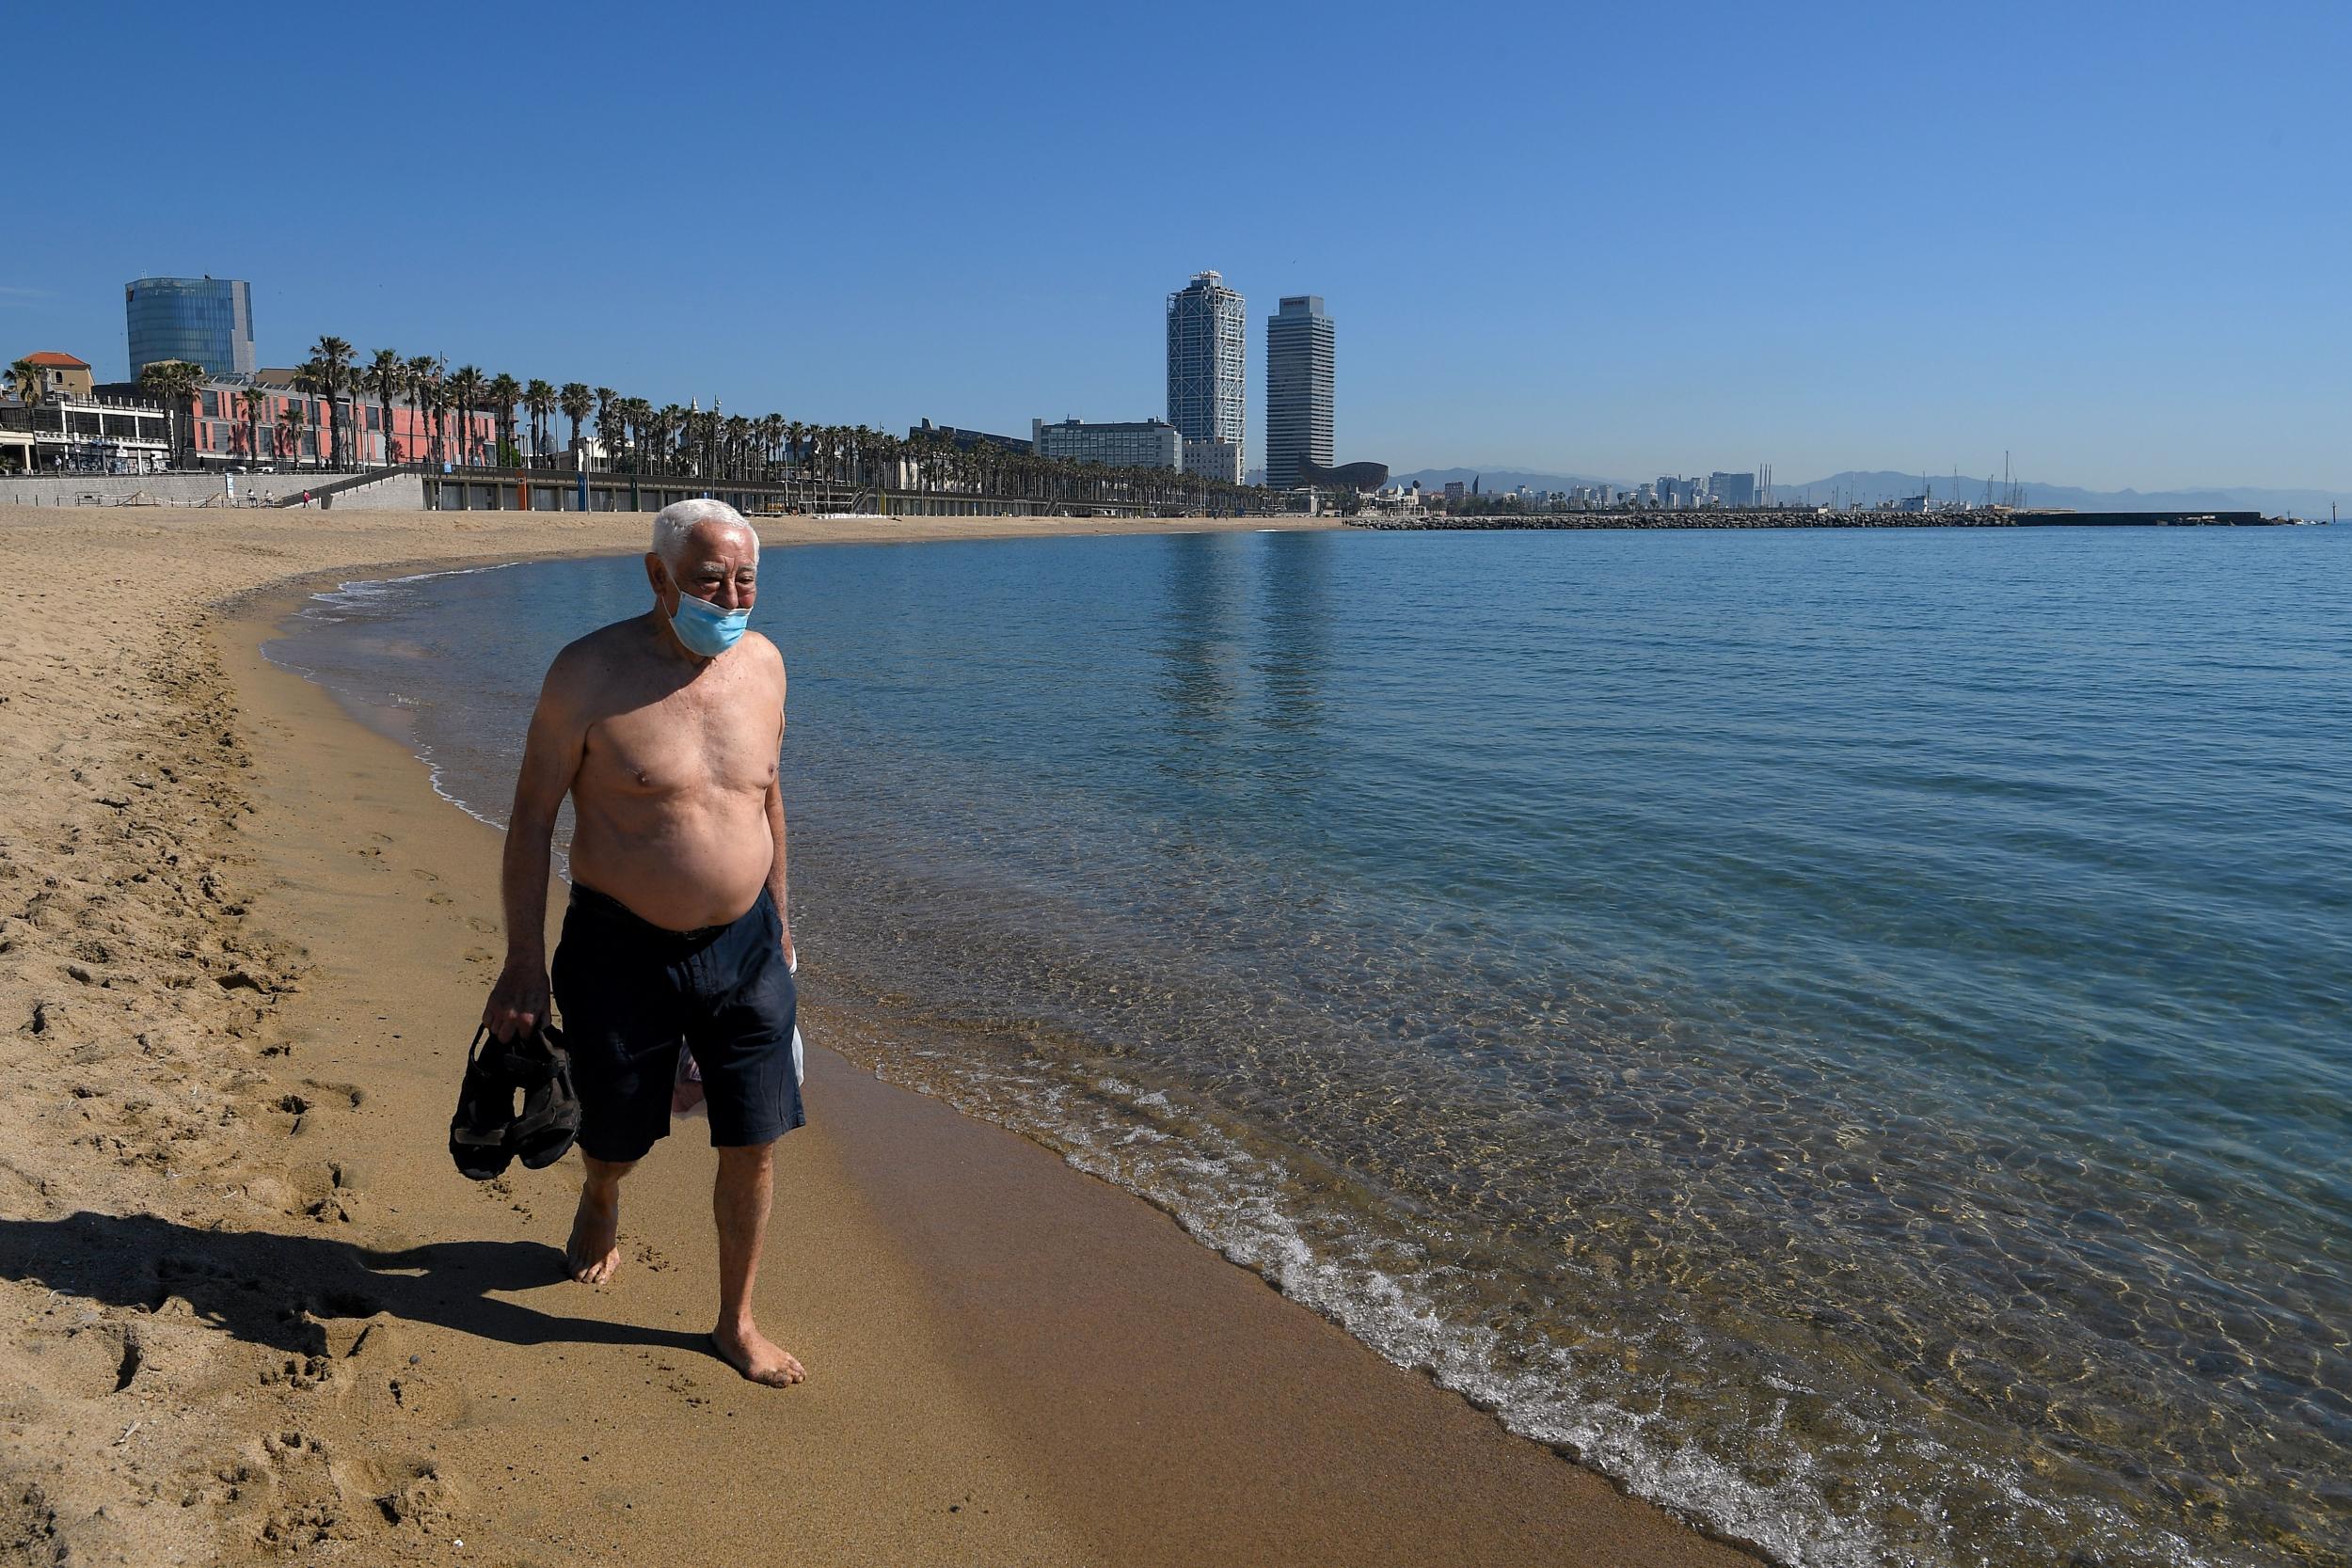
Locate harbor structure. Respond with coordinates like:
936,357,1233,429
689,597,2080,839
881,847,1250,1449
1166,271,1245,483
1264,295,1334,490
1032,417,1184,471
125,277,256,379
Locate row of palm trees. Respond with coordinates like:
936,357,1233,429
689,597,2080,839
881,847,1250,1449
121,334,1270,515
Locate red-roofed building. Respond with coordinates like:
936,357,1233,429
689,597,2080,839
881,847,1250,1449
14,352,94,400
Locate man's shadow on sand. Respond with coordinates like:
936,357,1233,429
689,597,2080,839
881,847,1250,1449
0,1211,710,1361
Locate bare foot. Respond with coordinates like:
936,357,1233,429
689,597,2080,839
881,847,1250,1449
565,1182,621,1284
713,1321,805,1387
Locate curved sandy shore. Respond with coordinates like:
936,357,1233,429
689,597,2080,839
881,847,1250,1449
0,504,1755,1566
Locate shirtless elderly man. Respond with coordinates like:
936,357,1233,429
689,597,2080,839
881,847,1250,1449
482,499,804,1386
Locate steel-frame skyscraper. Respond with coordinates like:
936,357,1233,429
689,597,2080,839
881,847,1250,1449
1166,271,1245,482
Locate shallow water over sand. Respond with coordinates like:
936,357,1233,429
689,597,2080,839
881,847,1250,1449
270,526,2352,1567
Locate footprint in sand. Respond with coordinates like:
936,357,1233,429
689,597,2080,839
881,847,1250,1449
299,1080,365,1110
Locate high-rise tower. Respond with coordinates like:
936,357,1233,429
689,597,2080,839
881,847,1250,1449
125,277,256,378
1264,295,1334,489
1166,271,1245,483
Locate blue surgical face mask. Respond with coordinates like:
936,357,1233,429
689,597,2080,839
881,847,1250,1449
667,583,751,657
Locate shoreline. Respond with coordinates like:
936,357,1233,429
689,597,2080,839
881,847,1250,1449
0,504,1752,1565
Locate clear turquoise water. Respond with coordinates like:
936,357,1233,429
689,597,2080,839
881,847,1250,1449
269,526,2352,1568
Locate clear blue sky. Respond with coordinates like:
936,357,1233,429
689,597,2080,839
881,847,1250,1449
15,1,2348,489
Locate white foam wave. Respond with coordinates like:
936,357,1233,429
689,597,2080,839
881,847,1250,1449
850,1050,2236,1568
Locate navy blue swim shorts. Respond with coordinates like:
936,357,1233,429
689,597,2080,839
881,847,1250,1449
550,881,803,1163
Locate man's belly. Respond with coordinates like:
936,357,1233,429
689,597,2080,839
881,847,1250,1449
569,799,773,932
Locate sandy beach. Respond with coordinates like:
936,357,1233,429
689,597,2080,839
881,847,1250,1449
0,503,1754,1567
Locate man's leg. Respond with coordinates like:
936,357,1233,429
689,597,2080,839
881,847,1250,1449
711,1140,803,1386
567,1153,636,1284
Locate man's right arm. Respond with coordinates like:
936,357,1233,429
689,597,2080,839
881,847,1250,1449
483,654,589,1039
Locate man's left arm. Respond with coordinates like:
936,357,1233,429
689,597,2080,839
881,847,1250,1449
764,773,791,970
766,657,791,969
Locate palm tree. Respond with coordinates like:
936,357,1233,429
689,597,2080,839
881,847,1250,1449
757,414,785,479
292,360,330,468
485,372,521,467
238,387,269,467
588,389,616,465
7,358,44,405
405,356,441,465
137,359,206,468
652,404,682,474
524,379,556,468
593,388,621,469
444,365,487,467
309,337,355,467
280,402,307,469
559,382,594,467
366,350,405,464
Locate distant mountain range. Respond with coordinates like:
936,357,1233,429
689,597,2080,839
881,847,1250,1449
1776,471,2347,518
1391,467,2346,518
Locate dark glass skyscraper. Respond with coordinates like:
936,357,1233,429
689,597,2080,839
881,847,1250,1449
1265,295,1334,489
125,277,256,378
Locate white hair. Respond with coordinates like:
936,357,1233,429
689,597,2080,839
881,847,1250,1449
651,499,758,567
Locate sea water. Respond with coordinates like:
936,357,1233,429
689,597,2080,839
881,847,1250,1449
268,526,2351,1568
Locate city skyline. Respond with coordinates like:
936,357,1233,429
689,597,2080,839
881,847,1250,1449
10,4,2350,492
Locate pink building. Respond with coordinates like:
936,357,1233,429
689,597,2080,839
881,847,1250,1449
188,370,496,468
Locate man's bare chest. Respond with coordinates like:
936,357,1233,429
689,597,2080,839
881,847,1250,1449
580,681,781,801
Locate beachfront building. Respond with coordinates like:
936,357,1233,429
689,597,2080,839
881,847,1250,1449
103,368,496,469
909,418,1032,454
1167,271,1245,481
1264,295,1334,489
1032,417,1184,471
1297,458,1389,491
14,351,96,401
0,389,172,473
1185,437,1241,484
125,277,257,379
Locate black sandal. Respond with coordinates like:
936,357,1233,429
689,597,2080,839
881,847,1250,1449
449,1026,519,1180
506,1024,581,1170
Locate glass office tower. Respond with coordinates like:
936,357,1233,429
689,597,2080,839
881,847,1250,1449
125,277,256,378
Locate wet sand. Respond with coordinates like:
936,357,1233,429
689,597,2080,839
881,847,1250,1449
0,504,1756,1565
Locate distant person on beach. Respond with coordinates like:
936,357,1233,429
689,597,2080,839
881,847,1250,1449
481,499,803,1386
